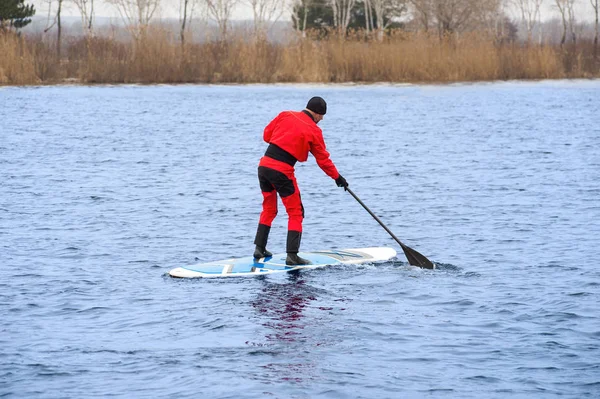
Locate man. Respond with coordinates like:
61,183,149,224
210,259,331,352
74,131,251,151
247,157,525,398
253,96,348,266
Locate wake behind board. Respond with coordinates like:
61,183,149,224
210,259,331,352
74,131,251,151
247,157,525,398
169,247,396,278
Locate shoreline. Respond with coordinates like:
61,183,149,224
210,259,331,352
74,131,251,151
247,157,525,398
2,77,599,89
2,31,599,87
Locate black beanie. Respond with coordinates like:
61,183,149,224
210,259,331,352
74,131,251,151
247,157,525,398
306,96,327,115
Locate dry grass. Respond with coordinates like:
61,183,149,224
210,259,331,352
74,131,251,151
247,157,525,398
1,28,598,86
0,33,38,85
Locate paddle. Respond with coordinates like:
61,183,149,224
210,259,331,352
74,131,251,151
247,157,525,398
345,187,435,269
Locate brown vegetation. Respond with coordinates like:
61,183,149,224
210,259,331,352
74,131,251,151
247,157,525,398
0,28,598,86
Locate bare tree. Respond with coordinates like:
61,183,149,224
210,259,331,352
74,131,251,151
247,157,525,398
43,0,64,57
555,0,569,45
246,0,286,39
107,0,161,38
566,0,576,43
205,0,238,39
592,0,599,57
179,0,196,45
371,0,407,40
477,0,509,39
364,0,373,34
409,0,434,32
481,0,519,42
72,0,95,37
435,0,471,35
409,0,504,36
433,0,495,37
538,0,543,43
175,0,207,46
554,0,577,44
290,0,310,37
180,0,192,44
330,0,356,33
512,0,543,43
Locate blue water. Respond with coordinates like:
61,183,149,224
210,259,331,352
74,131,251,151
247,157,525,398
1,81,599,398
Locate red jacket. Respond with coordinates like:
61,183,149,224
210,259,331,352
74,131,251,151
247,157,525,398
263,111,340,179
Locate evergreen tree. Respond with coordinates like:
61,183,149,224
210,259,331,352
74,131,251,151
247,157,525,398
292,0,334,35
292,0,405,38
352,0,406,32
0,0,35,31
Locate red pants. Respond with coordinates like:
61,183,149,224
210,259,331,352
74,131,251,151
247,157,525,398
257,157,304,232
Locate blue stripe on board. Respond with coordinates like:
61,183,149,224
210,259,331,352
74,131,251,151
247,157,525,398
183,252,342,274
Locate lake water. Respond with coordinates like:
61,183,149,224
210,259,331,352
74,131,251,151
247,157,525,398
1,81,599,398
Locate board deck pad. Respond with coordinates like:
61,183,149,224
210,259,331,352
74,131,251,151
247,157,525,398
169,247,397,278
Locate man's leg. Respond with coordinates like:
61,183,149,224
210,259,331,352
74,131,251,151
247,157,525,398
254,168,278,259
280,177,310,265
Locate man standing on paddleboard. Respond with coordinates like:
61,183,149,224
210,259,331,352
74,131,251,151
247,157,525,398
253,96,349,265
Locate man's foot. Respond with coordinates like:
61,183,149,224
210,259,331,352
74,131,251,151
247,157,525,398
253,246,273,259
286,253,312,266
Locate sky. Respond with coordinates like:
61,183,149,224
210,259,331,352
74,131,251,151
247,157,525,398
31,0,257,22
31,0,596,26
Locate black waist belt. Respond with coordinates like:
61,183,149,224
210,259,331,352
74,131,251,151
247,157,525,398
265,144,297,166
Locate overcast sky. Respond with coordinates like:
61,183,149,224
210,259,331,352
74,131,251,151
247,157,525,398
31,0,596,25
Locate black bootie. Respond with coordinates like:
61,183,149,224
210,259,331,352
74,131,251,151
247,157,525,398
285,230,311,265
253,224,272,259
286,253,311,266
254,246,273,259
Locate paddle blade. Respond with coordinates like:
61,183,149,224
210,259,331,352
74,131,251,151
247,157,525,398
400,243,435,269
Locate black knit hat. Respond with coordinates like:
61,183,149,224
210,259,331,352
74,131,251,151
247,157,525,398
306,96,327,115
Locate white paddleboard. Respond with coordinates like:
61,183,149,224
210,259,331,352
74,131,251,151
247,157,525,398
169,247,397,278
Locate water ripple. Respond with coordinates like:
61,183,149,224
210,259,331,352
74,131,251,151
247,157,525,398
1,82,600,398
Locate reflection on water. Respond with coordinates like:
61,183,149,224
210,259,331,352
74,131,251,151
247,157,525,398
248,273,323,383
251,273,316,344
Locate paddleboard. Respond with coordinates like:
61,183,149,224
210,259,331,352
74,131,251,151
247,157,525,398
169,247,397,278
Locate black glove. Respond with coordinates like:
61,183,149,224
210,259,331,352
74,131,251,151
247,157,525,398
335,175,348,191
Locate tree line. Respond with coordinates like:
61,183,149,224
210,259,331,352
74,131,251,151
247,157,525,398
0,0,598,54
1,0,599,85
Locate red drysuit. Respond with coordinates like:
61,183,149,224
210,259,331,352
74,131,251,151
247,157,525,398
257,110,340,233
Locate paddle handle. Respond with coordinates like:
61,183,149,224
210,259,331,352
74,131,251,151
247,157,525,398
345,187,408,250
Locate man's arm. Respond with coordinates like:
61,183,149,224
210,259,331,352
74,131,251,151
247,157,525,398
310,130,340,180
263,113,282,143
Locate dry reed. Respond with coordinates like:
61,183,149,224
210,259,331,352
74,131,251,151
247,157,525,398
0,33,38,85
0,28,598,86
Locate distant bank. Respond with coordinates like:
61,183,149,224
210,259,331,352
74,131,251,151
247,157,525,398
1,30,599,86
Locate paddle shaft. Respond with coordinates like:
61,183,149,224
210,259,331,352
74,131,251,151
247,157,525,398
345,187,435,269
345,188,408,249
